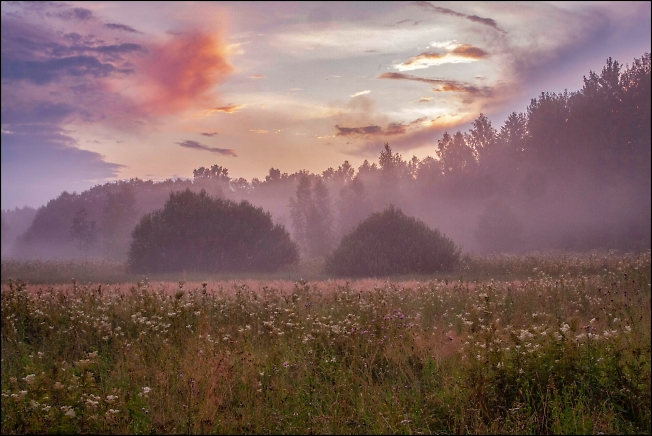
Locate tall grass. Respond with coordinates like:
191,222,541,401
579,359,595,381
1,251,650,434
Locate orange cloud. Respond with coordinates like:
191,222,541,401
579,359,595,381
211,104,245,113
396,44,489,70
138,31,233,115
452,44,489,59
249,74,265,79
401,52,445,67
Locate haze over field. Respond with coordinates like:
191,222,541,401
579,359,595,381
1,1,650,209
1,1,650,261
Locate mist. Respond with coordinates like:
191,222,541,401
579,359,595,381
2,54,650,265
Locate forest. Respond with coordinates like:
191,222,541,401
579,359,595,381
1,53,650,263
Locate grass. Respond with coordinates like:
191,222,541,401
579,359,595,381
1,250,650,434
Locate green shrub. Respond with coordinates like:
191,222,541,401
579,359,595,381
128,189,298,273
325,205,460,276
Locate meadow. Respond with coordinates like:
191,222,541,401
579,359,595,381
1,251,650,434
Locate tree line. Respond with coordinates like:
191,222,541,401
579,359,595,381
3,53,649,261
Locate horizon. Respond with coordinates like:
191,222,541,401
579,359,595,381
2,1,651,210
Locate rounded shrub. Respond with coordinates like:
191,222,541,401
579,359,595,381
128,189,298,273
326,205,460,277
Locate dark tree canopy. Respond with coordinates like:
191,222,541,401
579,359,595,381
128,189,298,273
326,206,460,277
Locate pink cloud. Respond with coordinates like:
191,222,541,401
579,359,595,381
137,31,233,115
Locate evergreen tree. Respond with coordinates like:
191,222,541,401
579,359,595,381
289,174,335,258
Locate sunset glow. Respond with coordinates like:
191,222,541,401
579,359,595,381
1,1,650,209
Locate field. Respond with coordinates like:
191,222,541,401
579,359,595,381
1,251,650,434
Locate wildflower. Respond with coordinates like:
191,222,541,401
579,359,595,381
283,361,289,368
624,325,631,333
65,409,76,418
53,382,64,390
23,374,36,384
106,395,118,403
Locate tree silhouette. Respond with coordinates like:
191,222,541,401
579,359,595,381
128,189,298,273
102,184,138,260
70,208,97,256
289,174,334,258
326,205,460,277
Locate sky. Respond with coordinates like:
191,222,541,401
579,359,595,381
1,1,650,210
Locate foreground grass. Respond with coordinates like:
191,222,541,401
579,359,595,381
1,251,650,434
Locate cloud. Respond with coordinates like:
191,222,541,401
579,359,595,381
451,44,488,59
1,124,124,209
350,90,371,97
1,100,76,125
200,131,219,137
56,7,94,21
336,125,382,136
378,72,493,96
249,74,265,79
137,31,233,115
104,23,140,33
396,43,488,70
0,14,144,94
2,55,135,85
176,140,237,156
335,120,418,137
416,97,432,103
208,104,245,114
412,1,503,32
249,129,268,134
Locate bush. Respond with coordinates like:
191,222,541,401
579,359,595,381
128,189,298,273
325,205,460,276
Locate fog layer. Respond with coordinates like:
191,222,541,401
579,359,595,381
2,54,649,262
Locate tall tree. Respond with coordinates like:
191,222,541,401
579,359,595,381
101,184,138,260
467,113,497,161
338,176,373,236
289,174,335,258
70,207,97,256
437,131,476,174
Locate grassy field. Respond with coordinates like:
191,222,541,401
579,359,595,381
1,251,650,434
